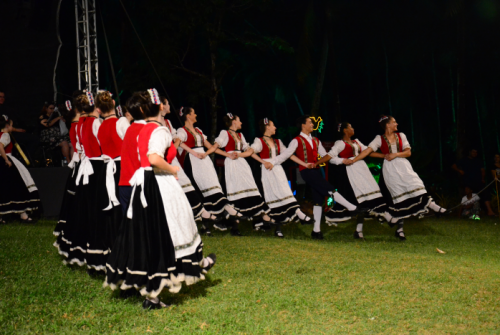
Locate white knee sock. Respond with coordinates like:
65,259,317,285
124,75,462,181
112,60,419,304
330,192,356,211
296,209,310,221
428,201,444,213
313,206,322,233
356,223,363,232
383,212,393,223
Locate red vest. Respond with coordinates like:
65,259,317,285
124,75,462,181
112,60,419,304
97,118,123,158
225,130,242,152
138,123,176,168
69,122,78,150
294,135,319,171
119,122,145,186
379,133,403,155
182,126,204,148
258,137,280,159
1,132,12,154
338,140,361,159
80,116,102,158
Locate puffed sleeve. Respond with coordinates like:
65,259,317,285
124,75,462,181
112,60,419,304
195,127,207,141
116,117,130,140
251,138,263,154
0,133,10,147
214,130,229,148
148,127,172,157
92,118,102,144
356,139,368,151
176,127,188,143
240,133,249,151
167,120,178,139
399,133,411,150
327,141,346,165
368,135,382,152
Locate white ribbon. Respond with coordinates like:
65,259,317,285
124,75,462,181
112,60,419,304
76,156,93,186
102,155,121,210
126,167,150,219
68,151,80,176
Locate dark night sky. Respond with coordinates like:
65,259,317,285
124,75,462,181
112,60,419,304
2,0,500,188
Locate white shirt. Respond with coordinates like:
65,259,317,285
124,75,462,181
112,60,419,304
461,194,480,206
272,132,328,166
214,130,249,151
326,140,367,165
251,137,286,159
116,117,131,140
368,133,411,153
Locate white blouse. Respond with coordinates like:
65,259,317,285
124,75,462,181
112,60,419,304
327,140,367,165
166,120,178,139
215,130,249,151
177,127,207,147
116,117,130,140
368,132,411,153
92,117,102,145
0,133,10,147
147,127,173,158
250,138,286,159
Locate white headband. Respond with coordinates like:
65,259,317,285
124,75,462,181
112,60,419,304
337,123,342,132
264,118,269,125
85,91,94,106
2,115,8,121
65,100,72,111
116,105,123,117
379,116,388,123
147,88,160,105
179,107,184,116
227,113,233,119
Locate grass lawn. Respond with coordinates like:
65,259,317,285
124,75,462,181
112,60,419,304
1,216,500,334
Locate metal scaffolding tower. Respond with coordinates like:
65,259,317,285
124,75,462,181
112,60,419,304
75,0,99,92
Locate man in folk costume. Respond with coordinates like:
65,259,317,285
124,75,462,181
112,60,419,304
272,115,367,240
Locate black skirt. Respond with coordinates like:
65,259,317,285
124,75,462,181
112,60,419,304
54,162,80,236
0,156,40,215
267,202,300,223
183,153,228,215
325,164,387,223
184,190,204,221
379,169,432,220
104,170,206,298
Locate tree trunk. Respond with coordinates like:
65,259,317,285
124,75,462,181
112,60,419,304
456,1,467,158
310,32,328,116
432,53,443,172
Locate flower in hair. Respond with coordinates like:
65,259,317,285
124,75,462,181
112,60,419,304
379,116,388,123
147,88,160,105
337,123,342,132
227,113,233,119
85,91,95,106
116,105,123,117
65,100,72,111
179,107,184,116
2,115,8,121
264,118,269,125
97,89,112,97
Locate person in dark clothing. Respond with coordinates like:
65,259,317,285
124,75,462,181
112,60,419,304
452,148,495,216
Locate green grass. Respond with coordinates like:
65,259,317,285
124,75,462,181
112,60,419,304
1,216,500,334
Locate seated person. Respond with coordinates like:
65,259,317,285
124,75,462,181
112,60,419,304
39,101,72,163
459,186,481,220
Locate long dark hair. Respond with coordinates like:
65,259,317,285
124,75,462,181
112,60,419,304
337,122,350,140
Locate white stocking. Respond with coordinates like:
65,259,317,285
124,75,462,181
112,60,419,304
313,206,322,233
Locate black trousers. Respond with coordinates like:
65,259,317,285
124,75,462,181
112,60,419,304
300,169,335,205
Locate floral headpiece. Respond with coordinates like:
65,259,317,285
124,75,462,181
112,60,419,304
179,107,184,116
116,105,123,117
85,91,94,106
227,113,234,119
264,118,269,125
379,116,388,123
147,88,160,105
65,100,72,111
97,89,112,97
2,115,8,121
337,123,342,132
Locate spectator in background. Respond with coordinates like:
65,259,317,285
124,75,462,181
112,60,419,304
0,90,26,133
491,153,500,181
459,186,481,219
452,148,495,216
38,101,72,163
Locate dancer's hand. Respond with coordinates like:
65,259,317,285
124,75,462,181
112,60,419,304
172,166,180,179
343,159,353,165
194,152,204,160
385,153,397,161
263,162,273,170
5,160,12,168
198,152,207,160
230,152,238,160
306,163,315,169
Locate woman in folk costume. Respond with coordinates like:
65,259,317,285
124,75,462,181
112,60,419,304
272,115,367,240
118,96,147,215
104,89,216,310
159,98,222,235
0,115,40,223
94,90,130,253
53,95,82,237
177,108,246,234
249,118,312,238
315,122,388,239
353,115,448,240
214,113,274,235
55,91,107,273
